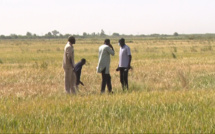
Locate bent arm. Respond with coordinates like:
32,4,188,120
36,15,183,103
107,47,115,56
76,70,81,83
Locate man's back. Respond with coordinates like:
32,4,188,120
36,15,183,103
97,45,114,73
99,45,111,62
74,61,83,85
74,61,83,72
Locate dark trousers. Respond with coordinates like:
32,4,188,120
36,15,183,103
101,68,112,93
120,68,129,90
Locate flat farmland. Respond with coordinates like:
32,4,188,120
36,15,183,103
0,38,215,133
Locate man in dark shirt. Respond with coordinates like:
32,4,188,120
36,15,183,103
74,58,86,90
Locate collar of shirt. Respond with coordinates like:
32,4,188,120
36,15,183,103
121,44,126,48
68,42,74,47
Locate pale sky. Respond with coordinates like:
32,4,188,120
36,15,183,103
1,0,215,35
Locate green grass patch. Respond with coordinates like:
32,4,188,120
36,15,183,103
0,90,215,133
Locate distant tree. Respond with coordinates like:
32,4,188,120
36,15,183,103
150,34,160,37
91,32,96,36
47,32,52,36
59,34,63,38
52,30,60,36
0,35,5,39
100,29,106,36
83,32,87,37
26,32,32,38
10,34,18,39
112,33,120,36
174,32,179,36
64,34,72,38
45,32,53,38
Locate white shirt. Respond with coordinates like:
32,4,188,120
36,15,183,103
119,44,131,68
97,44,115,74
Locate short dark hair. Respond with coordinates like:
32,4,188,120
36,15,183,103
81,58,86,63
68,36,75,44
104,39,110,44
119,38,125,44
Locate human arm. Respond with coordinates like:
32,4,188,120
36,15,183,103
127,55,132,70
127,46,132,70
66,47,75,69
79,81,84,86
107,44,115,56
116,65,120,71
77,70,84,86
76,69,81,84
108,44,114,50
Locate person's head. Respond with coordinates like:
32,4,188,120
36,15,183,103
104,39,110,45
119,38,125,47
81,58,86,65
68,36,76,44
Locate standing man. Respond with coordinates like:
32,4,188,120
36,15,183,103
74,58,86,90
63,36,77,94
116,38,132,90
97,39,115,94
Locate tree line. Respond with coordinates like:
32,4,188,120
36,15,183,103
1,30,215,40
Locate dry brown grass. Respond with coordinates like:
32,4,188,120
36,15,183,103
0,39,215,96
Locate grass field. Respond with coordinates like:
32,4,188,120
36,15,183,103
0,38,215,133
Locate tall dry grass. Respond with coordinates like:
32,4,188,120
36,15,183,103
0,38,215,133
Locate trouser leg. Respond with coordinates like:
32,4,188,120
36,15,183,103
124,69,129,90
76,75,79,92
120,68,126,90
101,68,106,93
64,68,72,93
71,71,77,94
106,74,112,92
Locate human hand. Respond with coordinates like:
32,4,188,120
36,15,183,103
73,68,76,73
126,65,132,71
80,81,84,86
128,66,133,70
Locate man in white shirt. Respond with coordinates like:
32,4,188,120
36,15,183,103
116,38,132,90
97,39,115,93
63,36,77,94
